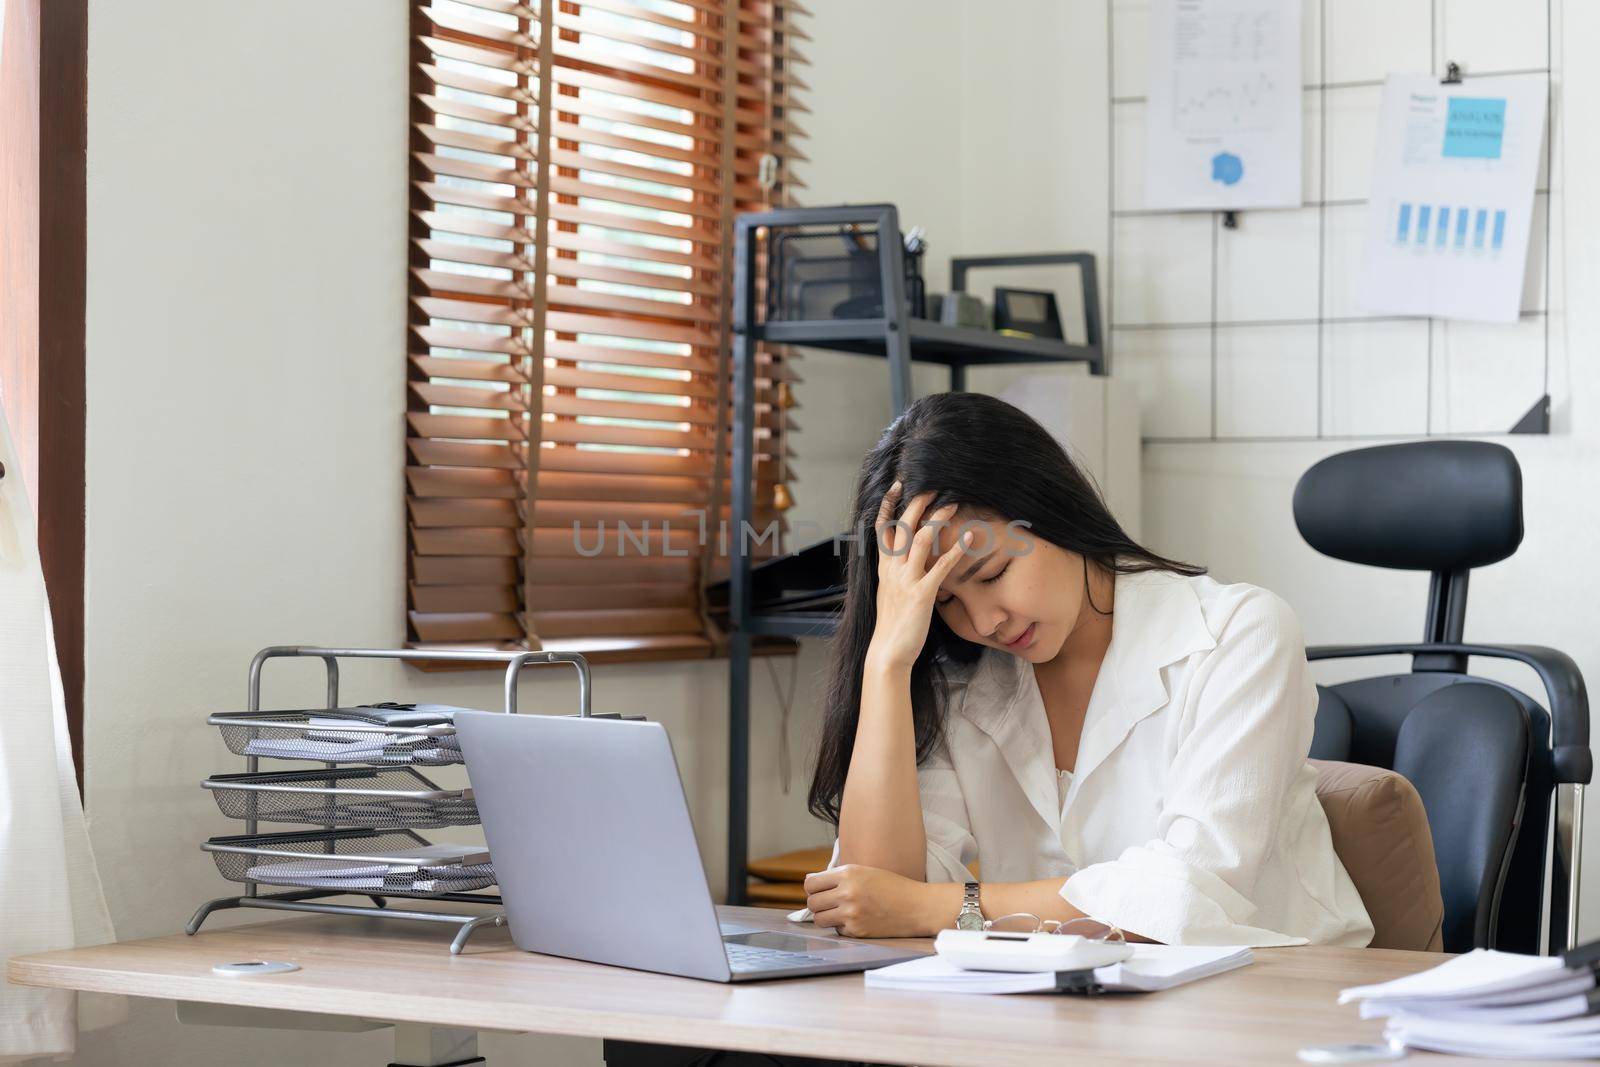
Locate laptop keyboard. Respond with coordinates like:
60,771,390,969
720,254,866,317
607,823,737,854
724,943,835,972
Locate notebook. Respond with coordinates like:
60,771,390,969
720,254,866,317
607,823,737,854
863,944,1252,994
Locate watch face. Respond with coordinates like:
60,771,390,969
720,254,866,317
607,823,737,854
956,909,985,931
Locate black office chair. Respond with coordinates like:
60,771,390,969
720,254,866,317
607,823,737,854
1295,440,1590,955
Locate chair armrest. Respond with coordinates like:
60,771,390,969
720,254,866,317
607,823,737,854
1307,642,1592,785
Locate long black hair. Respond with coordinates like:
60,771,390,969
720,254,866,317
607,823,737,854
806,392,1203,826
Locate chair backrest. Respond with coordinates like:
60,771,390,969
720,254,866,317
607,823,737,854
1295,440,1555,953
1310,679,1541,951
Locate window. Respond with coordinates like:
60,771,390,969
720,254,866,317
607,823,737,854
408,0,807,662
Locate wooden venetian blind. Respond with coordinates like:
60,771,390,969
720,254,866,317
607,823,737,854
408,0,807,662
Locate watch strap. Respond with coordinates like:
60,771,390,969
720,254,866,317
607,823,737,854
956,880,983,929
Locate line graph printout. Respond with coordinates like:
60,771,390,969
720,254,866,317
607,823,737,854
1358,74,1546,324
1144,0,1302,211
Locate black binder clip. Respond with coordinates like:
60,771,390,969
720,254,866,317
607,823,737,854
1561,935,1600,971
1055,969,1105,996
1442,61,1464,85
1221,210,1239,230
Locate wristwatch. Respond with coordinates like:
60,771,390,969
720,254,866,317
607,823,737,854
955,881,984,930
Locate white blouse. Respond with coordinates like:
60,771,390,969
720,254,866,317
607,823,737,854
827,568,1375,948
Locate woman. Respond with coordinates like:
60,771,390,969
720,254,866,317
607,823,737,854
800,392,1373,947
604,393,1371,1067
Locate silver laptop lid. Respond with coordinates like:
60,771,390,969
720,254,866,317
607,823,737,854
455,711,732,981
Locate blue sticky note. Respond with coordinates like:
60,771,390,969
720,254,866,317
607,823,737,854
1211,152,1244,186
1396,203,1412,242
1435,207,1450,247
1455,209,1469,247
1473,209,1488,248
1416,205,1432,244
1443,97,1506,159
1492,210,1506,250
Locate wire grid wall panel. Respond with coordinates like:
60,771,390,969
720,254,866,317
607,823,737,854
1107,0,1561,443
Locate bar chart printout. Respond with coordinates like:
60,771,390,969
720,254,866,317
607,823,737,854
1358,74,1546,324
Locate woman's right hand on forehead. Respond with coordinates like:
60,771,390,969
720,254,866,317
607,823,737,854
866,482,971,672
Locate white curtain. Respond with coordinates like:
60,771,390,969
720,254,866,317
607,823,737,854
0,403,121,1061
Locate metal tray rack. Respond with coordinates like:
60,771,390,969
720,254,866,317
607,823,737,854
203,767,478,830
188,645,592,954
202,828,496,894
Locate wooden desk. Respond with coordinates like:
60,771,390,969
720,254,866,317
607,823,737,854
8,907,1509,1067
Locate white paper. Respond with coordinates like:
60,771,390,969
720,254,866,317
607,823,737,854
1382,1011,1600,1062
1386,1030,1600,1061
245,843,491,882
1339,948,1568,1004
1368,992,1594,1026
245,736,390,761
1144,0,1303,210
1357,74,1547,324
1096,944,1254,990
863,945,1252,995
1358,971,1596,1019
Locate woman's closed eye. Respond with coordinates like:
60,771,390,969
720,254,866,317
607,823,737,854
980,562,1011,586
936,562,1009,605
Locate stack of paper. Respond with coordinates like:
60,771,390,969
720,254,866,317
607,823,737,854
242,705,468,764
381,732,463,765
246,844,494,894
864,945,1252,995
1341,949,1599,1058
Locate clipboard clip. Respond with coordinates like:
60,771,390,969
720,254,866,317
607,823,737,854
1442,61,1464,85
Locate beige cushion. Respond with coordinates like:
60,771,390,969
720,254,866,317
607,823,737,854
747,847,981,883
747,847,834,883
745,880,809,904
1311,759,1444,952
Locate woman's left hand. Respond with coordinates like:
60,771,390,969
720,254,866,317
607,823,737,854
803,864,954,938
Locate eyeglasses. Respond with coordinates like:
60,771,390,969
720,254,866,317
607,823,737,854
981,914,1126,941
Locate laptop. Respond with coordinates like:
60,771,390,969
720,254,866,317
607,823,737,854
455,710,925,982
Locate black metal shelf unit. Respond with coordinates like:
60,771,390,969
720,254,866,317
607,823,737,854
724,203,1107,903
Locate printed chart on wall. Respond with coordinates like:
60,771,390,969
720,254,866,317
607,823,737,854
1358,75,1547,324
1144,0,1303,210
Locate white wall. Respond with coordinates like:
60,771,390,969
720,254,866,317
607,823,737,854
76,2,829,1064
799,0,1600,943
782,0,967,537
790,0,1132,540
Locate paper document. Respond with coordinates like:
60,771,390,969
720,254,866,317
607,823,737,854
1375,991,1599,1026
1144,0,1303,210
1385,1011,1600,1059
242,730,462,764
1339,948,1568,1004
246,843,489,879
864,944,1252,994
1357,73,1546,323
1339,948,1600,1058
1356,970,1597,1020
247,865,495,894
245,845,495,892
